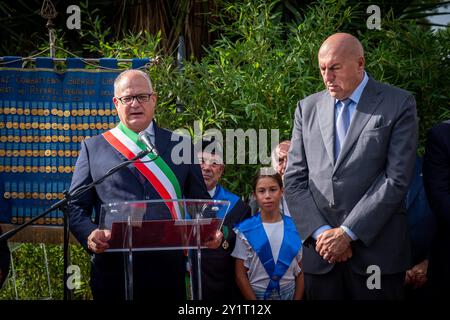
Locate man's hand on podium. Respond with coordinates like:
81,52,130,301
204,230,223,249
87,229,111,253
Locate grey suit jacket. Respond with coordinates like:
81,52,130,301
284,77,418,275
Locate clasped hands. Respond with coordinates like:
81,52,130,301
316,227,352,264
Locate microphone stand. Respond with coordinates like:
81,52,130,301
0,149,151,300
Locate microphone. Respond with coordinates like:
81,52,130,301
138,131,159,156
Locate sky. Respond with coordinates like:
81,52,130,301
428,4,450,30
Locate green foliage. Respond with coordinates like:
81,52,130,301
0,243,91,300
79,2,162,61
362,21,450,154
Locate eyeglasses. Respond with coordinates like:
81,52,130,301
116,93,153,105
199,159,223,169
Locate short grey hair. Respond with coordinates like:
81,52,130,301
114,69,153,96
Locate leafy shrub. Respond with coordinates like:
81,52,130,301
0,243,91,300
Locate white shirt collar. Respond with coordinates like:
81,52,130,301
208,186,216,198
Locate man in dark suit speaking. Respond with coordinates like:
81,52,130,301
284,33,418,299
69,69,214,300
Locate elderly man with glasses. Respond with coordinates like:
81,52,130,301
190,138,251,300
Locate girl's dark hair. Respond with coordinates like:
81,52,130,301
252,169,283,191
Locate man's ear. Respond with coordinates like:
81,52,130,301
113,96,120,109
358,56,365,71
151,92,158,104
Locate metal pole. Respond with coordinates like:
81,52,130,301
195,213,202,300
176,36,186,114
48,23,56,59
40,0,58,59
0,57,156,64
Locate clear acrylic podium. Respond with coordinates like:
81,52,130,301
99,199,230,300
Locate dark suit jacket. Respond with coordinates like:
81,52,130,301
285,77,418,276
69,121,210,300
423,120,450,296
406,156,436,265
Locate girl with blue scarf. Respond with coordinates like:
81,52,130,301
232,170,304,300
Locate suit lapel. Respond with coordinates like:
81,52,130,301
317,93,336,166
334,78,383,173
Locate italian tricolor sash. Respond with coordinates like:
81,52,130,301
102,122,184,219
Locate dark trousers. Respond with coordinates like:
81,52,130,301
90,251,186,301
305,263,405,300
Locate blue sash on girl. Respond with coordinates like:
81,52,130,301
235,213,302,299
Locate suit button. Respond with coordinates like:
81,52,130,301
329,202,335,208
332,176,338,182
145,196,150,200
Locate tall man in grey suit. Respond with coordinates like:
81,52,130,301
284,33,418,299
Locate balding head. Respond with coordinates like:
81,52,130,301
318,33,365,99
319,33,364,61
271,140,291,176
114,69,153,96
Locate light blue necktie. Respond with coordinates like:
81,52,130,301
335,98,352,160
